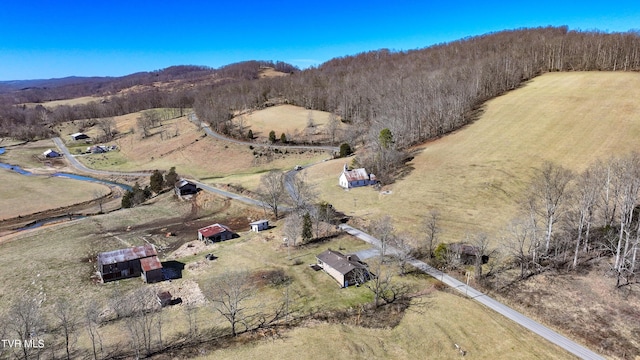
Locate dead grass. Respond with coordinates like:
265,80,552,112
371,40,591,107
237,104,342,143
307,72,640,243
21,96,105,108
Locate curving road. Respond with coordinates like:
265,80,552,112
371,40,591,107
53,137,150,177
339,224,605,360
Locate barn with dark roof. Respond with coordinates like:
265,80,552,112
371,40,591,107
97,244,163,283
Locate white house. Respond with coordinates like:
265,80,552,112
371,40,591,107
316,249,370,288
250,219,269,232
338,165,376,189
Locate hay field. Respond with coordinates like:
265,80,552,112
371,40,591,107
21,96,105,109
0,171,109,220
305,72,640,242
202,290,572,360
238,105,339,142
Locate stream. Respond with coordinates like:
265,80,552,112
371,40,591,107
0,147,132,231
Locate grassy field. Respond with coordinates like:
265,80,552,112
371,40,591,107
56,110,328,180
237,104,342,143
21,96,105,109
201,290,573,360
305,72,640,243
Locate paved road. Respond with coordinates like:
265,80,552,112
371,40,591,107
188,113,339,153
53,137,151,177
339,224,605,360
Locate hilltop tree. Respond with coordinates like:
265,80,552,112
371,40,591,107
280,132,287,143
268,130,276,143
247,129,254,140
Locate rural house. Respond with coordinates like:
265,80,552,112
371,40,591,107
338,165,376,189
174,179,198,196
198,223,236,243
43,149,61,158
316,249,370,288
250,219,269,232
97,244,164,283
70,132,90,141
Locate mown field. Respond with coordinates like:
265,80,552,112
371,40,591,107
0,140,110,220
305,72,640,243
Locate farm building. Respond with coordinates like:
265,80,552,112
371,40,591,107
316,249,370,288
97,244,163,283
175,179,198,196
338,165,376,189
448,243,489,265
70,132,90,141
43,149,61,158
198,223,236,243
250,219,269,232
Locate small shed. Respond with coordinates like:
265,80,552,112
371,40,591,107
198,223,236,243
175,179,198,196
157,291,172,307
140,256,164,283
43,149,61,158
250,219,269,232
448,243,489,265
70,132,90,141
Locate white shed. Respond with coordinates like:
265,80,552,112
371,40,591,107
250,219,269,232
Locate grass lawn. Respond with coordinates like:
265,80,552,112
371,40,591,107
306,72,640,243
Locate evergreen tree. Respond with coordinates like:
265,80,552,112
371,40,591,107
150,170,164,193
121,191,133,208
379,128,394,149
247,129,253,139
268,130,276,143
302,212,313,243
280,133,287,143
339,143,352,157
164,166,178,187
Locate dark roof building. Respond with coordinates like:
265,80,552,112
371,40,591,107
97,244,163,283
316,249,369,287
175,179,198,196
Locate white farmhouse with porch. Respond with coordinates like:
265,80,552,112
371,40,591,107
338,165,376,189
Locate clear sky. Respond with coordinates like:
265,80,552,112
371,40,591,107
1,1,639,81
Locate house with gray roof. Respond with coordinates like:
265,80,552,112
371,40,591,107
316,249,370,287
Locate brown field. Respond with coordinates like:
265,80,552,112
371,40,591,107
237,104,342,143
0,171,109,221
305,72,640,243
54,110,328,182
21,95,105,108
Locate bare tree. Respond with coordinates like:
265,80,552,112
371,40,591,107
205,271,257,337
96,117,116,141
283,213,302,249
286,173,317,215
84,301,104,360
571,166,601,268
257,170,286,219
325,113,341,144
392,233,414,276
423,210,441,260
123,287,162,357
6,296,44,360
370,215,395,259
470,232,491,280
505,218,535,279
528,161,573,255
53,298,79,360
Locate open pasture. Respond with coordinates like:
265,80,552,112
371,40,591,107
305,72,640,242
237,104,341,143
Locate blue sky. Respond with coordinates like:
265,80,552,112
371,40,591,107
1,1,639,80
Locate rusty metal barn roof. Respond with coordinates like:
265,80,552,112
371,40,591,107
198,223,232,238
342,168,370,182
97,244,157,265
140,256,163,271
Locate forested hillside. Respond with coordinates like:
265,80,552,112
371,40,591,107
194,27,640,150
